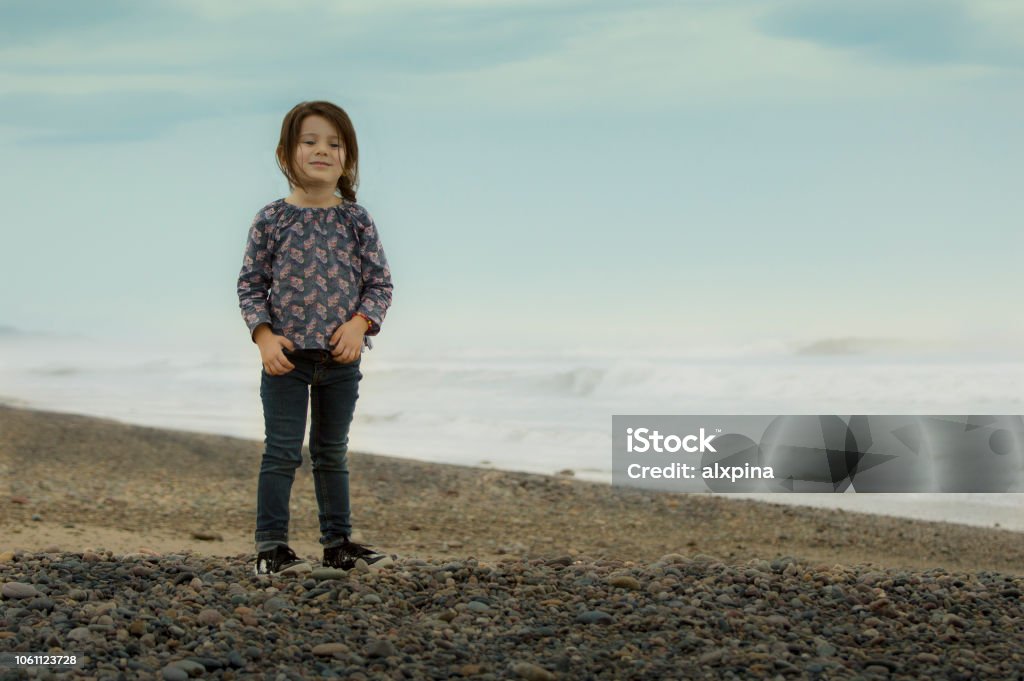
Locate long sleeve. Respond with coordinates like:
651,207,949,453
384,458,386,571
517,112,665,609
353,207,393,337
237,211,274,342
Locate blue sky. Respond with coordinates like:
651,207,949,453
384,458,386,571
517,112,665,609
1,0,1022,359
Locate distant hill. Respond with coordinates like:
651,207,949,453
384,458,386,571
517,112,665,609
795,337,915,356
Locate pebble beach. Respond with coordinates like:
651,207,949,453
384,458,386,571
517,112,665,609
3,404,1024,679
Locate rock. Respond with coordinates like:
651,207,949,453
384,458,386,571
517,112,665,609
311,567,349,580
262,597,288,613
169,659,206,676
26,597,55,612
366,639,398,658
1,582,40,599
511,661,556,680
466,600,491,613
279,562,311,575
67,627,92,642
608,575,641,590
699,649,724,665
312,642,348,657
186,657,222,670
575,610,613,625
160,665,189,681
197,609,223,626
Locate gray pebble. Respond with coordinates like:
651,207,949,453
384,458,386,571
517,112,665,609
575,610,613,625
169,659,206,675
26,596,55,611
263,596,289,612
1,582,40,599
197,608,223,626
511,661,556,680
161,665,189,681
366,639,398,658
3,548,1023,679
67,626,92,642
311,567,349,581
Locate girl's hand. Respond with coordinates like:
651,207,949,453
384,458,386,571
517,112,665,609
258,333,296,375
329,317,368,363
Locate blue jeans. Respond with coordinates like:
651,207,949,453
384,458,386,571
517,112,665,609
255,348,361,552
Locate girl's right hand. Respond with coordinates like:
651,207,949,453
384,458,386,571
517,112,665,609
258,334,297,375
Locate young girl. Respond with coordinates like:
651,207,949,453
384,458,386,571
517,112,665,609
237,100,394,575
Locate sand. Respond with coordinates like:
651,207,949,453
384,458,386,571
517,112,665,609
2,404,1024,575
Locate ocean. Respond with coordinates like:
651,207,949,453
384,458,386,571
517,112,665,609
2,331,1023,533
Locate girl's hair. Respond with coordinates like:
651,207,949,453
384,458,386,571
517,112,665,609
276,100,360,201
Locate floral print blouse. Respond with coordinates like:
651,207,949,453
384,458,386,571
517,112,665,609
237,198,393,351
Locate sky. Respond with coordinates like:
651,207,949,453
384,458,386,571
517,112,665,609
1,0,1022,360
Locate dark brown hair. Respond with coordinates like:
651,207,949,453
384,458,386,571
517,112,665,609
276,100,360,201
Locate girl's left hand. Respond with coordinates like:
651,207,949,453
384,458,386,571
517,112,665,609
329,318,367,363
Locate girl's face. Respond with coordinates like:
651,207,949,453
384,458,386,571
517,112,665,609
291,114,346,188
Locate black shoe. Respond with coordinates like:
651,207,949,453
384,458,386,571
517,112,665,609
322,537,393,570
254,544,311,575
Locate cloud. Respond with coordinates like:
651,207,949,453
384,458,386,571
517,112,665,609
1,0,1019,145
0,0,156,46
0,90,257,145
758,0,1024,68
1,0,651,143
1,0,658,79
